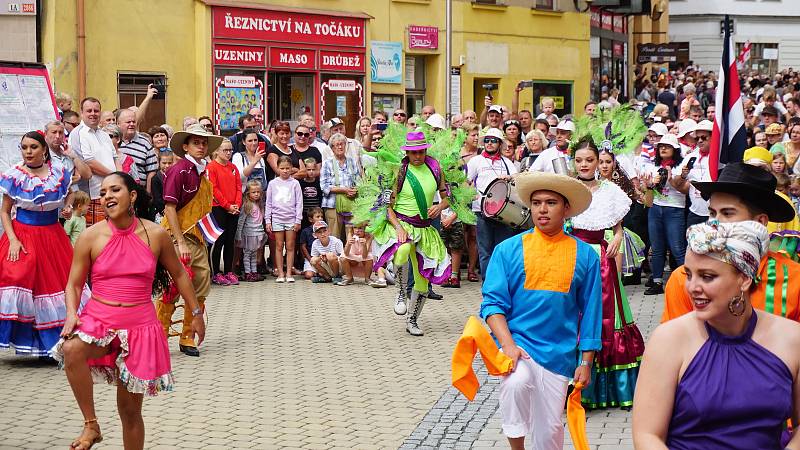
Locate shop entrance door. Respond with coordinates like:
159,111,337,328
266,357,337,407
268,72,315,128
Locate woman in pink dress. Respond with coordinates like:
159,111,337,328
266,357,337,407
53,172,206,450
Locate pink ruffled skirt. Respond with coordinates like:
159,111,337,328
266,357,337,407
52,299,173,396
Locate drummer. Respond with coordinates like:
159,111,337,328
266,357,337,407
466,127,519,279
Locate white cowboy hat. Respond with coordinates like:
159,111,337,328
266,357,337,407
425,113,446,130
515,172,592,218
648,122,668,136
677,119,698,138
169,123,223,157
656,133,681,149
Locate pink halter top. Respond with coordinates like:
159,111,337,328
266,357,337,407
91,216,156,304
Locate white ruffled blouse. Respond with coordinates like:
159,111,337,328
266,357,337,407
571,180,631,231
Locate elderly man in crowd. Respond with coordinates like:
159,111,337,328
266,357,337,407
117,108,158,191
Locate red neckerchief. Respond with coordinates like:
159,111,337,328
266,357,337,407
660,159,675,168
482,150,502,161
557,145,570,155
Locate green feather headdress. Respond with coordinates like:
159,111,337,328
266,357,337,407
570,104,647,157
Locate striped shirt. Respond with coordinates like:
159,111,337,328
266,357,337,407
120,132,157,185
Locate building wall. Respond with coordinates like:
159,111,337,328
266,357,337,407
40,0,591,128
0,15,37,62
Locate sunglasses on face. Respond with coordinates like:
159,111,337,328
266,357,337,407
394,112,407,117
296,132,311,138
108,134,119,139
484,137,501,144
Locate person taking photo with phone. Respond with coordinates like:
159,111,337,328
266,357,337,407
672,119,713,226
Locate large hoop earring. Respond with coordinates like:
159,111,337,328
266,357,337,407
728,289,746,316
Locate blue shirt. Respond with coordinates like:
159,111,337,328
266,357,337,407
480,228,602,378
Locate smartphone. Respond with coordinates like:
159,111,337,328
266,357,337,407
152,81,166,100
686,156,697,171
257,141,266,153
518,80,534,89
376,122,388,131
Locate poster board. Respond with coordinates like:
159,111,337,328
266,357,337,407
0,63,59,175
215,76,264,132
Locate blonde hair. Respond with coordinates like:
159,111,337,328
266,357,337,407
71,190,90,209
525,129,548,152
540,97,555,107
212,137,232,158
242,179,263,215
462,123,480,135
354,116,372,141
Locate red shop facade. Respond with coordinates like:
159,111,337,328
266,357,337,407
211,5,368,136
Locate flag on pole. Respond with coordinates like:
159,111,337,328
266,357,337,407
736,41,751,71
197,213,224,244
709,15,747,180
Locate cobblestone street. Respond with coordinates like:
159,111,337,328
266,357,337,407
0,276,659,449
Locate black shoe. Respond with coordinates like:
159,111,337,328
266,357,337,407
622,276,641,286
427,290,443,300
179,345,200,357
645,277,655,288
644,283,664,295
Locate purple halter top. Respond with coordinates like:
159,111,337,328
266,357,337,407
666,312,793,449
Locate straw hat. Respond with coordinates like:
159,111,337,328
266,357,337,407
169,123,223,157
515,172,592,218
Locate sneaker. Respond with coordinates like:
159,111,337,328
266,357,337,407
242,273,254,282
286,277,296,283
275,277,286,283
369,278,388,288
645,277,656,288
335,277,353,286
225,272,239,285
644,282,664,295
332,277,343,284
212,273,230,286
311,276,325,283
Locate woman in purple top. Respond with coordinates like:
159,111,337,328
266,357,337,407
633,220,800,449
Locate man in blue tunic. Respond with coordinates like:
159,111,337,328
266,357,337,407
480,172,603,450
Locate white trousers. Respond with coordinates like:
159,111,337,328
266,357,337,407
498,356,570,449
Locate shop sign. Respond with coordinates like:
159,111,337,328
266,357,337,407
328,79,357,91
590,7,601,28
408,26,438,50
269,47,316,70
214,44,266,67
613,15,624,34
213,7,366,48
370,41,403,84
319,50,365,72
1,1,36,15
601,13,613,31
636,43,680,63
223,75,257,88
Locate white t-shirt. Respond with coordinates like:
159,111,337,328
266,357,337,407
77,124,116,199
232,151,266,191
646,163,685,208
466,154,517,212
677,150,711,216
529,146,570,173
311,236,344,256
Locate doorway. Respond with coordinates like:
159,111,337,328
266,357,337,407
268,72,315,127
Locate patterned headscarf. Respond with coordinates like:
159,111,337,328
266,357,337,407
686,220,769,280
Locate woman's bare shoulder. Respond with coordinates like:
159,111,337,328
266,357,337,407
648,313,702,348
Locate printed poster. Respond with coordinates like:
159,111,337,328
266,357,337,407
370,41,403,84
217,84,263,132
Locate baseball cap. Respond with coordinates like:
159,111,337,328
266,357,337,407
765,123,783,135
556,120,576,133
488,105,503,115
762,105,779,117
328,117,344,127
648,122,668,136
313,221,329,232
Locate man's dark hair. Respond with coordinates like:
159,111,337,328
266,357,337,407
584,101,597,109
762,105,779,117
62,110,79,122
80,96,102,110
199,115,212,123
534,118,549,128
238,113,255,130
373,110,387,121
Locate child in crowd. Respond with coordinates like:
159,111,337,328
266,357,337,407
299,157,323,230
265,155,303,283
236,180,267,282
535,97,557,120
150,151,174,222
790,176,800,214
439,207,465,288
208,138,242,286
299,207,324,280
336,223,374,286
310,221,344,283
63,190,90,246
772,151,789,176
776,173,791,196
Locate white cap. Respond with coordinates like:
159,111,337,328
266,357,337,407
695,120,714,132
648,122,668,136
556,120,575,133
328,117,344,127
656,133,681,149
488,105,504,115
677,119,698,138
425,113,446,130
482,127,505,142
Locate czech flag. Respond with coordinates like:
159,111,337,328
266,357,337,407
197,213,224,244
709,15,747,180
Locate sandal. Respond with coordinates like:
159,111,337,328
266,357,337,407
467,272,479,282
71,418,103,450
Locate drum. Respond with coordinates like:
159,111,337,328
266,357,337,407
481,178,532,229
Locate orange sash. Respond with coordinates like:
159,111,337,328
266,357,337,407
162,176,212,242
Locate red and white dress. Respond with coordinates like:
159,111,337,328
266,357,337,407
0,162,90,355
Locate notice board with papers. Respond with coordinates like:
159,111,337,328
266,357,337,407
0,62,59,175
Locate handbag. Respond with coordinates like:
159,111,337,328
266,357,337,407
333,159,354,213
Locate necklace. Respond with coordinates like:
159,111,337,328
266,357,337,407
25,162,45,170
577,176,596,182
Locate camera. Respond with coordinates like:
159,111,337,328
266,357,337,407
655,167,669,191
518,80,534,89
482,83,498,90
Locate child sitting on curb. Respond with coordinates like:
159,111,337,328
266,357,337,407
310,220,344,283
336,223,374,286
299,207,324,280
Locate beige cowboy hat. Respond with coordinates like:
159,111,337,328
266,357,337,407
169,123,223,157
515,172,592,218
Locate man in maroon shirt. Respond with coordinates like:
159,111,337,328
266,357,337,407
156,124,221,357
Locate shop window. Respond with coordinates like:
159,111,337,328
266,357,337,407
117,73,166,132
532,81,573,117
737,42,779,76
214,68,266,135
267,71,315,129
405,56,426,117
535,0,556,10
373,95,403,117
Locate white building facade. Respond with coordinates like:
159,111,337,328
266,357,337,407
669,0,800,74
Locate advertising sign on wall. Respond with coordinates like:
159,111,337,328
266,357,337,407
370,41,403,84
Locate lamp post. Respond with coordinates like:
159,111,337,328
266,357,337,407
445,0,452,124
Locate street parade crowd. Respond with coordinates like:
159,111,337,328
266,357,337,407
3,65,800,449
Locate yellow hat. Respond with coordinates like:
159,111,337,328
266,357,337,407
765,123,783,135
743,146,773,165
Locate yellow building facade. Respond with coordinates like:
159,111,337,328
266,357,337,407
41,0,590,133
